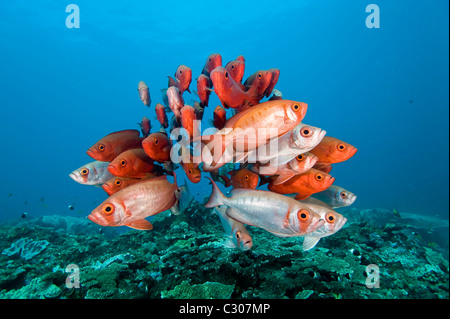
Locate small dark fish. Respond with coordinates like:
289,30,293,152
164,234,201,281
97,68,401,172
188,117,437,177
393,208,402,219
21,212,28,218
68,205,75,211
8,193,13,197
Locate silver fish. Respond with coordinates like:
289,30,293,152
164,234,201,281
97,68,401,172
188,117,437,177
69,161,114,186
205,178,324,237
312,185,357,208
214,206,253,250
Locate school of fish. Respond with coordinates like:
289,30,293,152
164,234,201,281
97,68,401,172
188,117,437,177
69,53,358,251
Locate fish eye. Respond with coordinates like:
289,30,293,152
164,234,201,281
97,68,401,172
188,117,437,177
120,159,127,167
300,127,311,137
244,174,249,181
188,168,193,174
154,138,159,145
297,209,310,221
81,168,89,176
98,144,105,151
179,70,183,74
101,203,115,215
337,144,346,151
340,192,347,198
115,179,122,186
257,72,262,79
231,64,235,70
225,72,229,79
236,231,240,239
208,58,212,62
296,154,304,161
326,212,336,223
315,173,323,181
292,103,300,112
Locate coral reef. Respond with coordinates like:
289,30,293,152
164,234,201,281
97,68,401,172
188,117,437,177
0,205,448,299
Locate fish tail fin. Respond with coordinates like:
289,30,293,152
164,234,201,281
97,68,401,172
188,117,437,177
205,177,225,208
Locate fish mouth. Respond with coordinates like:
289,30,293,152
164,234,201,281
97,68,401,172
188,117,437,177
348,194,357,205
242,240,253,251
107,163,118,175
87,212,108,226
86,149,97,159
349,147,358,157
310,218,326,233
69,172,78,182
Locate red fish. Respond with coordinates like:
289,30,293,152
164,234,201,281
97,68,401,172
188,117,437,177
225,59,245,88
244,70,272,97
166,86,184,120
155,103,169,128
138,81,151,106
107,148,154,178
87,129,143,162
196,74,212,107
180,105,198,139
102,176,145,196
221,168,259,189
168,65,192,94
265,68,280,98
138,116,151,137
142,132,172,163
180,160,201,183
210,66,260,109
268,168,335,200
89,175,178,230
213,105,226,130
309,136,358,165
202,53,222,77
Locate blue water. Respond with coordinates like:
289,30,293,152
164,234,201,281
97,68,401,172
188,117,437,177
0,0,448,224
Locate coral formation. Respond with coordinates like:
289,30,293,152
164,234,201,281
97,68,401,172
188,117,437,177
0,205,448,299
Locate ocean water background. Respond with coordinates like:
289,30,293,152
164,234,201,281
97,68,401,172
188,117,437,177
0,0,448,225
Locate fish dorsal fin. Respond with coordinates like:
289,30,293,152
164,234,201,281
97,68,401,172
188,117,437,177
126,219,153,230
302,237,321,251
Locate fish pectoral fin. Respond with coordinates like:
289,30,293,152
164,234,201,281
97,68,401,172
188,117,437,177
126,219,153,231
273,173,295,185
302,237,321,251
221,237,237,249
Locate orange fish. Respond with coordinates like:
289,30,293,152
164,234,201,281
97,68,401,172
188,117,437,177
199,100,308,171
88,175,178,230
102,176,144,196
180,160,201,183
225,59,245,88
221,168,259,189
196,74,212,107
309,136,358,165
155,103,169,128
210,66,260,109
268,168,335,200
138,116,151,137
166,86,184,120
107,148,154,178
87,129,143,162
202,53,222,77
142,132,172,163
180,105,198,139
213,105,226,130
168,64,192,94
